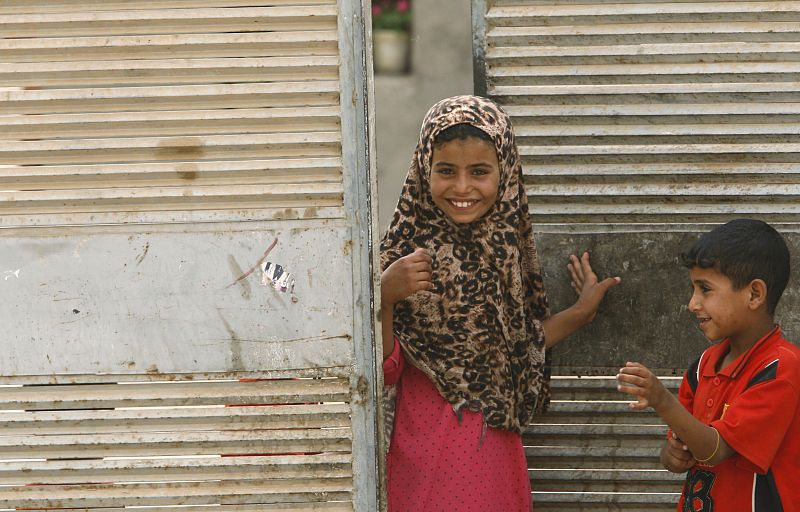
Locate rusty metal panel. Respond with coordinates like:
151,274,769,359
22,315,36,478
473,2,800,509
526,376,681,510
0,377,354,509
473,0,800,370
477,0,800,226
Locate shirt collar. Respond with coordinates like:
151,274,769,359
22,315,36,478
701,325,781,379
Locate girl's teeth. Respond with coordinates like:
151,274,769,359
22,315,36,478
452,201,474,208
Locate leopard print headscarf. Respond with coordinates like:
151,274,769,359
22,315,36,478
381,95,551,434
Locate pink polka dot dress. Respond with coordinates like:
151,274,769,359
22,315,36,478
384,339,533,512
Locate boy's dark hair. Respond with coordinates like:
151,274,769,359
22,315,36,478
682,218,790,314
434,123,493,146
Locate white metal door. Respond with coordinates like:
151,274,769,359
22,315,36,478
0,1,380,510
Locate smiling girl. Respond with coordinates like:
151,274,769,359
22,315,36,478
379,96,620,511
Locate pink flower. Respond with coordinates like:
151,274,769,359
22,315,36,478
396,0,409,12
372,4,382,16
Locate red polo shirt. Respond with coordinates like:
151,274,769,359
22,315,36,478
675,326,800,512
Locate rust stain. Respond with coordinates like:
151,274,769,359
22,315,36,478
353,374,369,405
342,239,353,256
274,208,297,220
156,137,205,159
175,163,199,181
145,364,160,375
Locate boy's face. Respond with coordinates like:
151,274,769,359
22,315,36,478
688,266,753,343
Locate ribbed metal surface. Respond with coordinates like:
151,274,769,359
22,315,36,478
0,1,343,228
0,376,354,510
478,0,800,226
0,1,378,510
526,375,682,511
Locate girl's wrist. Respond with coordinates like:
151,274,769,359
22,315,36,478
381,297,395,313
570,302,594,328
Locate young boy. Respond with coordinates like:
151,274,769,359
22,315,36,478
617,218,800,511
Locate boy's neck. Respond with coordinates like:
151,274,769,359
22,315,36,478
726,316,777,361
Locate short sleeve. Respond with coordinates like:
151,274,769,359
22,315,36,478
383,337,405,386
677,371,696,411
713,356,800,474
667,372,697,441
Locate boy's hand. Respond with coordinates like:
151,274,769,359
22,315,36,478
568,251,620,325
616,362,672,412
662,431,696,473
381,248,433,306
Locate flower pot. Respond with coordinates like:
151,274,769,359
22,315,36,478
373,29,410,75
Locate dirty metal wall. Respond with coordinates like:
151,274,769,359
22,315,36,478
474,0,800,370
473,1,800,509
0,1,380,510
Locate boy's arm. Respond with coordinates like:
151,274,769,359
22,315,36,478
660,432,698,473
618,362,735,466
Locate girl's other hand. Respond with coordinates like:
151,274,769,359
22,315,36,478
381,248,434,306
568,251,620,325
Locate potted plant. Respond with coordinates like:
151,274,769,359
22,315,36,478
371,0,412,75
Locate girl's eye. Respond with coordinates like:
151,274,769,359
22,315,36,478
472,168,489,176
434,167,454,175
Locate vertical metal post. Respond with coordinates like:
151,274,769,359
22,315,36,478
338,0,384,510
471,0,489,97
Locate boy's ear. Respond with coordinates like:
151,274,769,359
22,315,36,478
747,279,768,310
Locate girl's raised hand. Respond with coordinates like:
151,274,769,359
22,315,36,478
568,251,620,324
381,248,434,307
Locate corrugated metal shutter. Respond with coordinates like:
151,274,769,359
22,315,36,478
1,1,378,510
526,376,683,511
1,1,342,228
0,373,353,510
476,0,800,227
474,1,800,509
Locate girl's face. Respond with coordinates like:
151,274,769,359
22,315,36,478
429,137,500,224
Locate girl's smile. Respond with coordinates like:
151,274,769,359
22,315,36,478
429,137,500,224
